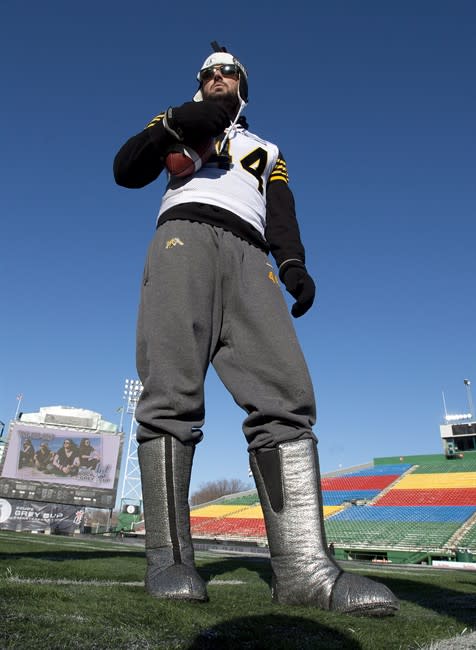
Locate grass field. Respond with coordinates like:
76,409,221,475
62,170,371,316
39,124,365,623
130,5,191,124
0,531,475,649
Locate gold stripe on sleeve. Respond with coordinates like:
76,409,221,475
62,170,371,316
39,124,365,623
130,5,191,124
145,113,166,129
269,157,289,183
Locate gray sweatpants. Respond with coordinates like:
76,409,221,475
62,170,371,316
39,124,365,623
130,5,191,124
135,220,317,451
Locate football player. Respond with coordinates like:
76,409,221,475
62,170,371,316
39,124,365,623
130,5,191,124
113,44,398,616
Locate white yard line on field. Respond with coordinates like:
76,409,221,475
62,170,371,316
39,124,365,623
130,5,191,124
4,575,245,587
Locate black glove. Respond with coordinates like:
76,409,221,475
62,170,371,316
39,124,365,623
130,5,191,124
163,101,230,142
280,262,316,318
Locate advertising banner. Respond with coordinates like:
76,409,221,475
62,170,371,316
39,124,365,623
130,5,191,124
432,560,476,571
0,497,84,533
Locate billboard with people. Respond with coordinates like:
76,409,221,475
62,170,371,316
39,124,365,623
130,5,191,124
0,422,122,509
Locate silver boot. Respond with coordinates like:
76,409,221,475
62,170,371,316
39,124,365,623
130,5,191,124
250,439,399,616
138,434,208,601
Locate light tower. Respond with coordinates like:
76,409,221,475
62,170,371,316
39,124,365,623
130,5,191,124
119,378,143,509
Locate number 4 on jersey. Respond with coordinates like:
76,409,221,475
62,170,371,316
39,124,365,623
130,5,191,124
240,147,267,194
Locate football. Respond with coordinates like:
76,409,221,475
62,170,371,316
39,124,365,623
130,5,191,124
165,139,215,178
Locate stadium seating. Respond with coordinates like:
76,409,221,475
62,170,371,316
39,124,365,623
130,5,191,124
375,488,476,506
191,497,265,539
389,472,476,490
321,475,400,491
323,460,476,553
411,460,476,473
324,521,460,549
330,505,475,522
189,456,476,559
338,464,413,477
323,490,380,505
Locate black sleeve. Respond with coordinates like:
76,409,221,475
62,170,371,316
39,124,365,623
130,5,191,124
113,115,176,188
265,178,306,270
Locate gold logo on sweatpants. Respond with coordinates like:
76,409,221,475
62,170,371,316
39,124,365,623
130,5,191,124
165,238,184,249
268,271,279,284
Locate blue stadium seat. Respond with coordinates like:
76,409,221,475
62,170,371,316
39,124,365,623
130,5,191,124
322,490,380,505
343,464,413,477
330,505,476,523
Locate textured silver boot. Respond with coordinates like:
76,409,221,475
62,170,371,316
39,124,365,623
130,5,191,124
250,439,399,616
138,434,208,601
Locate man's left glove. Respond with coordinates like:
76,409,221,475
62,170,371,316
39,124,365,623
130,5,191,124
279,262,316,318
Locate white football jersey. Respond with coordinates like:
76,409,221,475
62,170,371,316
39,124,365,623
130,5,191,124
158,126,281,237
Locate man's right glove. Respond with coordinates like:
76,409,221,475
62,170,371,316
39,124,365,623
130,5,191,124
163,101,230,142
279,261,316,318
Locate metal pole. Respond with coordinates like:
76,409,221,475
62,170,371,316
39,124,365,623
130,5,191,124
442,390,448,420
14,394,23,420
464,380,474,419
105,508,112,533
119,405,125,432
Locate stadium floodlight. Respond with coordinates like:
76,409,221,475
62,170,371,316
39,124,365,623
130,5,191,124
442,381,474,423
444,413,472,422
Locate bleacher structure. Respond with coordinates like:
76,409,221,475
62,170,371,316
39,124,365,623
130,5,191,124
190,451,476,565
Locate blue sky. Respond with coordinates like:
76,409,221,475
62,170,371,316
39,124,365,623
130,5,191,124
1,1,475,496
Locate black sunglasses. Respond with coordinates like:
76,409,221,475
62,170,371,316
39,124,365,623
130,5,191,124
200,64,239,82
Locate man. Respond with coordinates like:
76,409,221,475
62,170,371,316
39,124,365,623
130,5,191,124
19,439,35,469
113,44,398,616
78,438,100,470
34,441,54,473
52,439,80,476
